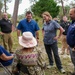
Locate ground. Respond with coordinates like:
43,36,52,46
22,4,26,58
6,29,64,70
0,46,74,75
0,31,74,75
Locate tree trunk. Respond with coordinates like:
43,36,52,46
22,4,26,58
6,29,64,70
12,0,19,27
61,0,65,16
4,0,6,13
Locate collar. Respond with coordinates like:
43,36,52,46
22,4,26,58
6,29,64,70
26,19,32,23
2,18,8,21
72,20,75,24
46,20,51,24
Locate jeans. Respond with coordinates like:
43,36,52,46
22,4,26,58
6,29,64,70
44,42,62,70
69,47,75,71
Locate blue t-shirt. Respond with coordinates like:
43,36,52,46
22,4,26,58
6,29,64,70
0,46,13,66
43,20,60,44
17,19,40,37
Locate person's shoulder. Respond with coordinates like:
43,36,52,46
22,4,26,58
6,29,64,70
0,19,2,21
15,49,21,54
8,19,12,23
51,20,57,23
50,20,58,25
20,19,26,23
31,19,37,23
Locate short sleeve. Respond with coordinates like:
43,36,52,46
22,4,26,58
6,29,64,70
0,46,3,55
17,21,22,30
54,21,60,29
35,22,40,31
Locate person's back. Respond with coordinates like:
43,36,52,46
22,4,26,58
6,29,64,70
12,32,46,75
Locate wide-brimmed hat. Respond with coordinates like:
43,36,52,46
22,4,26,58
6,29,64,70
19,32,37,48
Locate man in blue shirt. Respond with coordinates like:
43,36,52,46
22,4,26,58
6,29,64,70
17,11,40,42
67,7,75,75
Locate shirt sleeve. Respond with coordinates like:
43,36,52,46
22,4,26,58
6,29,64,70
54,21,60,29
35,22,40,31
36,47,46,68
0,46,3,55
12,50,19,72
17,21,22,30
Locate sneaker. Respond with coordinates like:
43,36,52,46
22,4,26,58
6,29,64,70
60,68,65,73
46,65,53,69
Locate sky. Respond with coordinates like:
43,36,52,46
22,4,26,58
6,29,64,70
7,0,74,16
7,0,31,15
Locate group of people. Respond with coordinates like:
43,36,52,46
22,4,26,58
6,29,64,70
0,7,75,75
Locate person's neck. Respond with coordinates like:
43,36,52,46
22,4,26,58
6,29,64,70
27,19,31,22
22,47,34,52
3,18,8,20
46,20,50,24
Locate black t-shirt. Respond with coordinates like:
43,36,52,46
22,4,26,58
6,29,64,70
60,21,70,35
0,18,12,33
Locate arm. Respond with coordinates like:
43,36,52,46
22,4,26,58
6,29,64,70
0,32,4,35
35,31,39,43
58,26,65,38
36,31,39,39
36,47,46,69
42,29,45,38
12,25,16,32
54,26,64,40
17,29,21,38
12,52,19,74
0,53,13,61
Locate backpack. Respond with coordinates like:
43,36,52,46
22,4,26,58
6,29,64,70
67,22,75,48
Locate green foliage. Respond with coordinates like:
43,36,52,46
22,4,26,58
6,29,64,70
0,1,3,10
31,0,60,18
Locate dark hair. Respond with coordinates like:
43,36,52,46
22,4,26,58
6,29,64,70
25,11,32,16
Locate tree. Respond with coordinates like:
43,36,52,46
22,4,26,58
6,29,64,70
31,0,59,18
0,1,3,19
70,0,75,7
3,0,12,13
58,6,70,19
12,0,22,27
55,0,68,16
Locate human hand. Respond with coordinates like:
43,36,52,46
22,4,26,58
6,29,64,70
54,36,59,40
0,32,4,35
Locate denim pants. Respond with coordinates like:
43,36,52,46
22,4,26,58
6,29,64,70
69,47,75,71
44,42,62,70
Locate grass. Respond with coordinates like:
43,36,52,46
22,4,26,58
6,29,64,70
0,23,74,75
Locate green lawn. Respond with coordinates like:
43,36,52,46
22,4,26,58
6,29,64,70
0,29,73,75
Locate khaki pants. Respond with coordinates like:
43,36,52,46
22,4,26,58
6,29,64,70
2,33,13,52
61,35,69,54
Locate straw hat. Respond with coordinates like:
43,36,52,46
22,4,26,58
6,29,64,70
19,32,37,48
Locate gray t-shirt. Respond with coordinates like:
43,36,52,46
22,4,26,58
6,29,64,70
43,20,60,44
